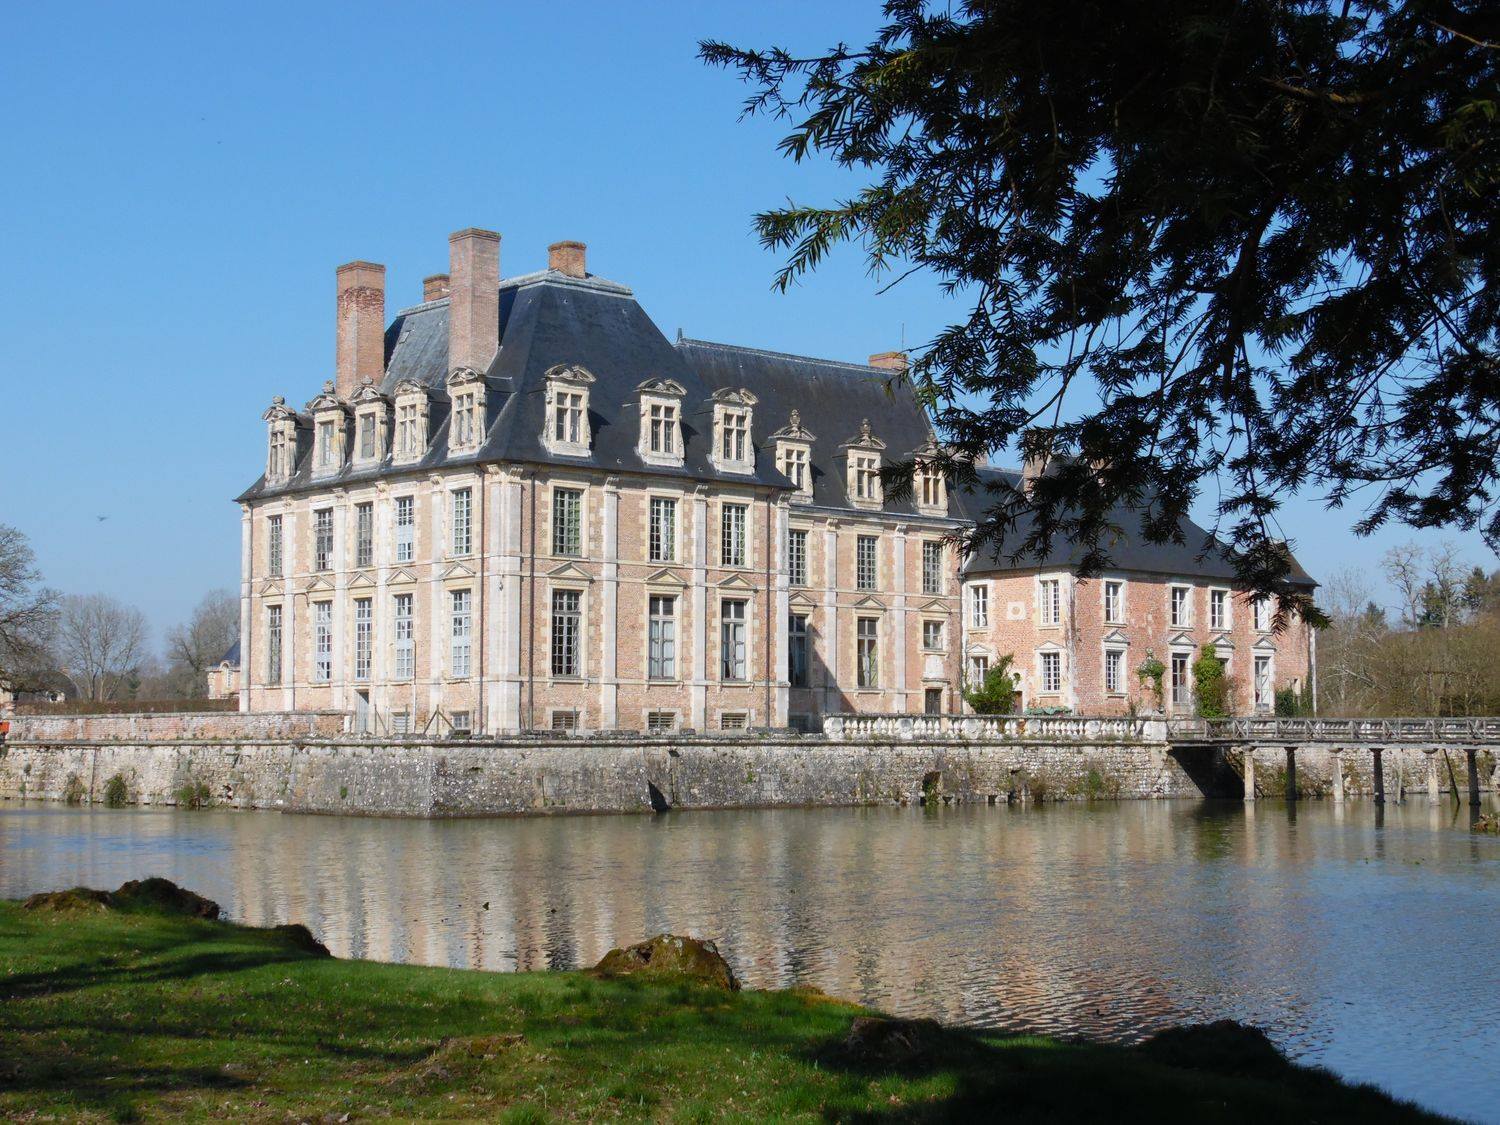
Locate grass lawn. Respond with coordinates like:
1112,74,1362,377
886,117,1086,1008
0,894,1450,1123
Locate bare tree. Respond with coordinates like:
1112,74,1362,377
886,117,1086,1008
0,524,58,681
163,589,240,698
54,594,149,702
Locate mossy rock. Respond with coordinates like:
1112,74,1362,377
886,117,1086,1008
271,923,332,957
25,878,220,920
1138,1020,1289,1081
593,933,739,990
22,887,113,914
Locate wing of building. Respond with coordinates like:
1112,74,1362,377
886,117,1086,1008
235,229,1315,734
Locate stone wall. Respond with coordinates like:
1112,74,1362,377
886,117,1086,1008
4,711,345,744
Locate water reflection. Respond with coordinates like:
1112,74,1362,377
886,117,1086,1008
2,798,1496,1122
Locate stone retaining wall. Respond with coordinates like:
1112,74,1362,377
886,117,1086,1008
4,711,346,743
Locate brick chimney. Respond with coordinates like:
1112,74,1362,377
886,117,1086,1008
868,351,907,372
548,240,587,278
448,228,500,374
335,262,386,400
423,274,450,302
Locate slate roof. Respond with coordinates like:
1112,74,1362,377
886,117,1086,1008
957,467,1317,587
218,639,241,668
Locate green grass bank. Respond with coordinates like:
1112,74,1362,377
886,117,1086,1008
0,889,1450,1123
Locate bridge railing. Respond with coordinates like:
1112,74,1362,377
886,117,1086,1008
822,714,1159,742
1167,716,1500,743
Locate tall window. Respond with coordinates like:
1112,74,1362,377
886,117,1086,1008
266,604,283,685
1253,596,1271,631
1041,650,1062,694
851,452,880,502
721,503,747,568
267,514,283,577
452,390,480,448
317,420,336,468
1170,585,1191,628
313,601,332,682
551,589,582,676
269,428,291,478
396,402,423,458
1104,580,1124,624
450,589,472,677
648,402,677,455
1210,589,1229,630
353,598,372,681
787,529,807,586
1254,654,1273,708
355,502,374,568
788,614,809,687
970,584,989,628
921,541,943,595
358,413,376,459
1039,578,1061,625
553,390,585,446
553,488,582,557
393,593,414,679
1171,652,1192,707
720,599,747,681
967,654,989,688
916,463,944,508
856,535,878,590
648,496,676,562
922,619,944,650
648,595,676,679
394,496,414,563
721,410,749,463
451,488,472,556
781,446,808,491
314,509,333,572
856,617,879,688
1105,647,1124,694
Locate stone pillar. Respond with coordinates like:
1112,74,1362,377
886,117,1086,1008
1467,747,1482,807
428,476,446,719
1372,747,1385,805
331,489,348,711
282,507,297,712
239,504,253,713
1330,747,1344,803
772,497,790,727
892,525,908,709
823,519,841,716
496,470,525,732
600,477,620,730
374,483,391,721
1425,748,1440,802
1243,746,1256,801
1285,745,1297,801
690,486,709,730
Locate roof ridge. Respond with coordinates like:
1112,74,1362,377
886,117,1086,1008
676,336,892,377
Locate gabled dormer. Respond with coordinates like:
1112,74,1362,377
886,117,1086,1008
636,377,686,467
392,379,431,465
910,429,949,516
446,367,487,454
841,418,886,510
542,363,595,457
350,378,391,468
769,409,815,503
710,387,757,475
306,380,350,478
261,396,302,484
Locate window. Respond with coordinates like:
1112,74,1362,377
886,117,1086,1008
788,614,809,687
313,601,332,682
551,589,581,677
922,619,944,651
648,595,676,679
355,502,373,568
969,584,989,628
967,654,989,688
921,541,943,595
358,413,376,460
648,401,677,455
450,710,472,735
720,711,749,731
1170,652,1191,708
856,535,878,590
553,488,582,557
787,529,808,586
353,598,372,681
646,711,677,733
317,419,336,468
396,400,424,459
851,452,881,503
393,593,414,679
856,617,879,688
1170,585,1192,628
394,496,414,563
267,515,283,577
314,509,333,572
1040,650,1062,694
924,687,943,715
551,710,579,732
451,488,472,556
553,389,585,447
452,390,480,449
450,589,472,677
721,410,749,463
648,496,676,563
391,710,411,735
1105,647,1125,694
1210,589,1229,630
1039,578,1061,626
266,604,283,685
1253,597,1271,632
721,503,747,568
268,427,291,479
1104,580,1124,624
720,599,747,680
1254,654,1273,708
916,463,945,510
781,445,808,492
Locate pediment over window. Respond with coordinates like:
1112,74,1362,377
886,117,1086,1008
711,386,758,408
917,598,948,613
1102,629,1130,645
546,560,594,582
304,575,336,594
350,379,389,406
1168,631,1195,647
839,418,887,452
259,579,285,597
442,562,476,580
717,572,756,590
789,591,818,609
349,571,376,588
392,378,429,399
545,363,597,386
387,567,418,586
769,409,816,442
1209,633,1234,649
261,396,300,424
644,567,689,588
636,377,686,397
305,380,347,414
1252,636,1278,651
1035,639,1065,653
852,594,887,610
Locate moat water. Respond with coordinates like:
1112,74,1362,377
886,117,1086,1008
3,798,1497,1121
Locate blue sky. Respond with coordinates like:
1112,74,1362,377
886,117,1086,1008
0,0,1491,645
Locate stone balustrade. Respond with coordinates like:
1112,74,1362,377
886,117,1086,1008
822,713,1162,743
1169,716,1500,744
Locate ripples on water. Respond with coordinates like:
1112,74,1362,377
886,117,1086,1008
2,798,1496,1121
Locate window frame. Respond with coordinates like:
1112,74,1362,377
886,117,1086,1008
393,496,415,564
1039,649,1062,695
856,616,880,689
354,502,374,569
353,597,372,682
969,583,990,628
266,603,283,685
1103,579,1125,625
1038,577,1062,626
551,587,584,678
921,541,944,595
720,502,748,568
393,592,414,680
313,600,333,683
313,508,334,573
648,495,677,563
786,527,808,586
647,594,677,680
788,613,809,687
552,487,584,558
1170,584,1193,628
855,535,878,591
449,588,473,678
450,488,473,557
719,598,748,681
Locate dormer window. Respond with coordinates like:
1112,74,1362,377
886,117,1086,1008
710,387,757,474
305,380,348,478
317,420,337,468
349,379,390,467
770,409,816,503
542,364,595,457
842,419,887,509
636,378,686,467
392,379,431,464
911,431,948,515
261,396,301,483
446,368,487,453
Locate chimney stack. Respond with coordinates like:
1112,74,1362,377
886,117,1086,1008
1020,430,1052,495
423,274,450,302
868,351,907,372
335,261,386,399
448,228,501,373
548,240,587,278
